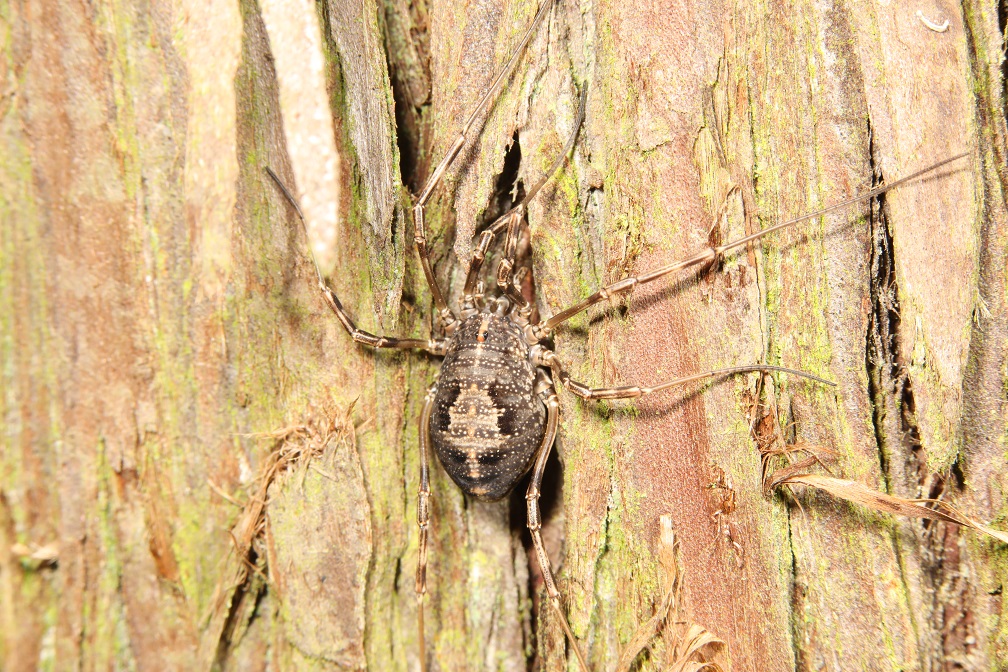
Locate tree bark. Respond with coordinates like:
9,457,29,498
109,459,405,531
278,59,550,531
1,0,1006,671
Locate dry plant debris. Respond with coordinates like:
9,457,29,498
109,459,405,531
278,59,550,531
768,472,1008,544
616,515,726,672
10,541,59,569
746,382,1007,546
202,401,357,629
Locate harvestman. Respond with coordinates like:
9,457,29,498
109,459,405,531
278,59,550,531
266,0,968,668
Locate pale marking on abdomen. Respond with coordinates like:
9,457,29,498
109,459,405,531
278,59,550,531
447,381,505,480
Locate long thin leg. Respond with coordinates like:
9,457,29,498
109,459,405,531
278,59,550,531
493,86,588,302
526,391,590,672
266,167,447,355
414,0,557,321
461,86,588,307
490,84,589,238
320,286,447,353
532,152,969,338
539,350,835,400
495,208,530,310
461,208,524,308
462,230,496,300
416,387,435,672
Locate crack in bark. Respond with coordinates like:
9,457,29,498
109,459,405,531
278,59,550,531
787,498,807,671
381,0,432,193
864,132,923,494
212,551,267,668
1000,1,1008,120
863,133,977,671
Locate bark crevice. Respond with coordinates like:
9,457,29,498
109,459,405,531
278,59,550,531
864,130,923,494
863,129,979,670
381,0,432,193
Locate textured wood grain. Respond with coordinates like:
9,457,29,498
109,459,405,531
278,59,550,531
1,0,1005,671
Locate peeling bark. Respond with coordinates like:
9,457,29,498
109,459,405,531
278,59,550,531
1,0,1005,671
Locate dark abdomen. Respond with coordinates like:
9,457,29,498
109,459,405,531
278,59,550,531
431,313,545,500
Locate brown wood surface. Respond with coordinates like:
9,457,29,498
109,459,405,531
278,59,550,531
1,0,1006,670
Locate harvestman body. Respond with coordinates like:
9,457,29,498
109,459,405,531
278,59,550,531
266,0,968,668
